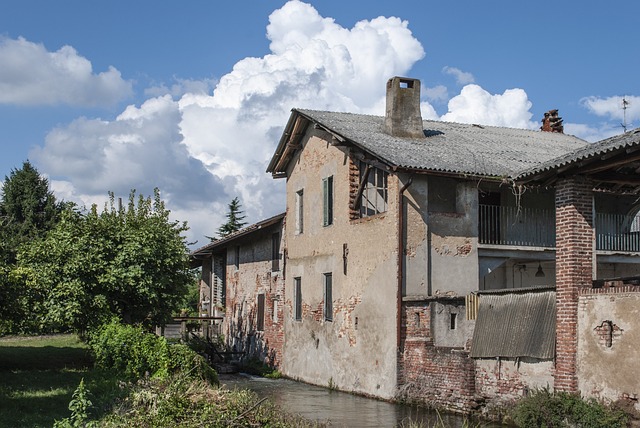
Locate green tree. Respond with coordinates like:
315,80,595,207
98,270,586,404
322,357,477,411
216,197,247,238
18,189,196,333
0,161,60,264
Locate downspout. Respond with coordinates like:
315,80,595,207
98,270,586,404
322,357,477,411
397,174,413,349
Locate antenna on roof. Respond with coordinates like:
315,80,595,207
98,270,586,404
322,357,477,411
621,96,630,133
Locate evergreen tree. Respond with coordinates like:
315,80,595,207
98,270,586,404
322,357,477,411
216,197,247,238
0,161,60,263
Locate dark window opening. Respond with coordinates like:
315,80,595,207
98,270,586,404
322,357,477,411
324,273,333,322
294,277,302,321
450,313,457,330
257,294,265,331
323,176,333,226
271,232,280,271
234,246,240,270
296,189,304,233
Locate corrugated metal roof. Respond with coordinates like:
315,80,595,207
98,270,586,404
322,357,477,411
295,109,588,178
470,290,556,359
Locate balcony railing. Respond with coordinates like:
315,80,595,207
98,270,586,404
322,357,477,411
479,205,640,252
479,205,555,247
595,212,640,252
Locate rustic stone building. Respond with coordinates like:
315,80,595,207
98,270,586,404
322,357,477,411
193,76,640,413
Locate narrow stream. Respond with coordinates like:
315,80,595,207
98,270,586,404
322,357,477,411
221,374,496,427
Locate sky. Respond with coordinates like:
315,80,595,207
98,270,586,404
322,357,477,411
1,0,639,247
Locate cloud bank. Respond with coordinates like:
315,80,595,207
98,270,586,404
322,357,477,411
0,36,132,106
30,0,628,246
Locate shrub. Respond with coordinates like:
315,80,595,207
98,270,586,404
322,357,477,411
89,321,217,384
511,388,627,427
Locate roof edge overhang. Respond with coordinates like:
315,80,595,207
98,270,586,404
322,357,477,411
515,129,640,193
189,212,285,264
267,110,310,177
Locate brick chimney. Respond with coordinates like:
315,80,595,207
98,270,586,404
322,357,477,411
540,109,564,133
384,77,425,138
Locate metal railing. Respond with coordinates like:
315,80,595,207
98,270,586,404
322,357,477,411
479,205,555,247
595,212,640,252
479,205,640,252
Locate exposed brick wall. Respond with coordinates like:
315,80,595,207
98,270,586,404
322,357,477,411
398,301,478,413
224,224,286,369
554,177,593,392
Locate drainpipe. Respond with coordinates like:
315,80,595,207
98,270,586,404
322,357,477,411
397,174,413,349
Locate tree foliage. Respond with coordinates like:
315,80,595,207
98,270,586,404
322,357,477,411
0,160,61,264
216,197,246,238
18,189,196,333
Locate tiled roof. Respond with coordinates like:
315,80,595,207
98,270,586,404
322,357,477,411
295,109,589,178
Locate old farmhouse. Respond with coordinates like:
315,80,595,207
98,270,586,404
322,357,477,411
191,77,640,413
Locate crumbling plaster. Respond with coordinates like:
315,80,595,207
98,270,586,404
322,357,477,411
578,292,640,406
281,128,400,399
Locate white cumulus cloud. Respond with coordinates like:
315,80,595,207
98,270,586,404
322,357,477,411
442,66,475,85
581,95,640,123
440,84,536,129
31,0,426,246
0,36,133,107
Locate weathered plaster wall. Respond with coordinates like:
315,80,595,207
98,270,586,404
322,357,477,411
282,128,399,399
577,288,640,407
224,228,285,367
428,180,479,297
404,177,428,297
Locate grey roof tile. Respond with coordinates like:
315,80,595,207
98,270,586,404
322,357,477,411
296,109,589,178
517,127,640,180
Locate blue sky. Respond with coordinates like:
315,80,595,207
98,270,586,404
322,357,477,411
1,0,638,245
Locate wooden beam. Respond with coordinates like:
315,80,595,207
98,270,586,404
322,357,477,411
350,164,371,212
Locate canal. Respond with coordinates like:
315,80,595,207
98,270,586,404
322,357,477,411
221,374,497,427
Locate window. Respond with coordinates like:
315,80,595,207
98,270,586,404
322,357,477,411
323,273,333,322
294,277,302,321
257,294,265,331
234,246,240,270
271,232,280,271
358,162,388,218
323,176,333,226
296,189,304,234
450,313,457,330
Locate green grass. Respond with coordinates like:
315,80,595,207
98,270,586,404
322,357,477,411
0,334,103,428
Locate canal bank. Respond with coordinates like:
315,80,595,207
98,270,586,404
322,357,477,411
220,374,498,427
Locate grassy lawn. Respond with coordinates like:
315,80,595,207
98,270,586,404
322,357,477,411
0,334,95,428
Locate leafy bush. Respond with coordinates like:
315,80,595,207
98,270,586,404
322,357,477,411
511,388,627,427
89,321,217,384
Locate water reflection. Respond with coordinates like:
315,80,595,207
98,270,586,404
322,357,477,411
221,374,491,428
